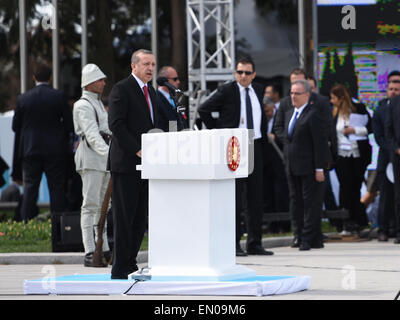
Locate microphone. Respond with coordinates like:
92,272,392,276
156,77,183,95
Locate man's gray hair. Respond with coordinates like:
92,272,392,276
263,96,275,106
158,66,173,78
131,49,153,64
292,79,312,94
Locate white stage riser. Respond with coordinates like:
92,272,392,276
24,275,310,296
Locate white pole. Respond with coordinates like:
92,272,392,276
52,0,59,89
19,0,27,93
151,0,157,88
312,0,319,92
298,0,305,69
81,0,88,69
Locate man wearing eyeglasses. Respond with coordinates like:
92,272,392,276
198,57,273,257
156,66,186,131
274,68,334,248
284,80,327,251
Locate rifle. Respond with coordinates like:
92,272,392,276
92,177,112,267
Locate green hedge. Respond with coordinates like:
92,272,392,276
0,219,52,253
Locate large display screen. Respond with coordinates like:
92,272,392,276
317,1,400,170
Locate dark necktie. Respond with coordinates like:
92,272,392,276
245,88,254,130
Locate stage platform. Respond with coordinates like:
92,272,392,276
24,274,310,296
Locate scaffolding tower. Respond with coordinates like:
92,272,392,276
186,0,236,129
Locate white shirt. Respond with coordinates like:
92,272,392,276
336,114,368,158
288,102,308,133
237,83,262,139
132,73,154,123
158,88,175,107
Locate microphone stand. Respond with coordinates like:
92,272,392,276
169,89,189,130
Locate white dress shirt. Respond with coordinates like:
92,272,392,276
336,114,368,158
237,83,262,139
288,102,308,133
132,73,154,123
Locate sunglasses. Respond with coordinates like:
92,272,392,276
236,70,253,76
168,77,179,81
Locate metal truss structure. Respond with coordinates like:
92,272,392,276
186,0,236,129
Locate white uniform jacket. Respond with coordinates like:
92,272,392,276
73,90,111,172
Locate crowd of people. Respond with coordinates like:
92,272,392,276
6,52,400,276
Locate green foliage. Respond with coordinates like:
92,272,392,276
0,219,52,252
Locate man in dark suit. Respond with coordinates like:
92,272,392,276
156,66,185,131
12,63,73,222
372,77,400,241
274,68,336,242
108,49,159,279
262,97,290,233
198,57,273,256
283,80,327,251
385,92,400,244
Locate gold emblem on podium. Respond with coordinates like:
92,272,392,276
227,136,240,171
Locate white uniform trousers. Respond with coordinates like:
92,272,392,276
79,169,110,254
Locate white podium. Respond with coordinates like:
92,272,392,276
137,128,256,281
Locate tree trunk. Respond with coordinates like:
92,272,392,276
90,0,115,97
170,0,187,90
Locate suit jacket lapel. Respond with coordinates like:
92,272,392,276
289,104,311,138
148,84,158,127
285,107,295,139
233,82,241,126
129,75,154,125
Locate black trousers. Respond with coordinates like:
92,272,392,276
287,171,324,244
335,156,368,228
377,168,395,235
236,139,263,250
111,171,148,277
392,153,400,238
21,155,67,222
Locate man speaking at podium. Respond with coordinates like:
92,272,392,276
108,49,159,279
198,57,273,257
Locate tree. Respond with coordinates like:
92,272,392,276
0,0,187,112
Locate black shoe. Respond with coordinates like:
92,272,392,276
291,237,301,248
247,246,274,256
299,242,311,251
84,252,108,267
394,238,400,244
111,273,128,280
236,245,248,257
311,239,324,249
128,265,139,274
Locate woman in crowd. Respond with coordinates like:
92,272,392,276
330,84,372,233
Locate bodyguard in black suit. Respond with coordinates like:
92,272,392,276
156,66,185,131
108,49,159,279
199,57,273,256
283,80,327,251
262,97,290,233
372,79,400,240
12,64,73,222
386,94,400,243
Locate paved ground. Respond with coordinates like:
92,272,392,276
0,239,399,301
